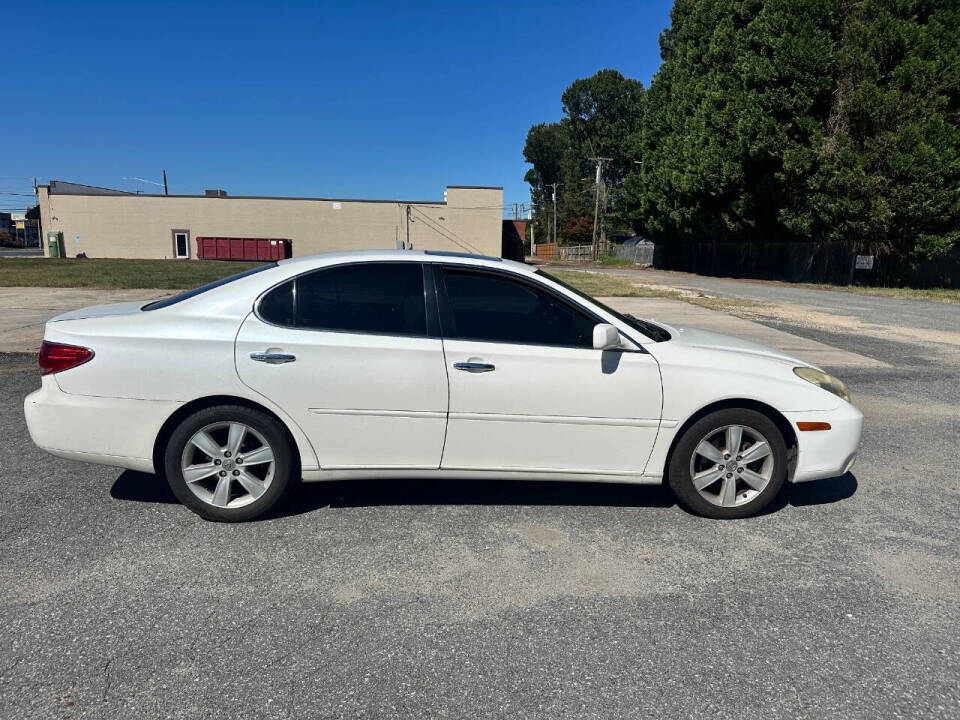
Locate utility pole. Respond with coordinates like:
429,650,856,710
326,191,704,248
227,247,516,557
405,205,412,249
590,157,611,260
547,182,560,245
530,205,536,257
162,169,169,196
544,206,550,252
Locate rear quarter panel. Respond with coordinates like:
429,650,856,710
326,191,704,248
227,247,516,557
44,296,320,470
49,310,244,401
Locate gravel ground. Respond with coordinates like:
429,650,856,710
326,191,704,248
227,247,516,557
1,304,958,718
559,265,960,335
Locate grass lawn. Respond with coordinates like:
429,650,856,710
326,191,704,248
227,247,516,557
0,258,266,289
0,259,743,311
548,269,768,315
546,269,668,297
595,255,634,267
552,266,960,305
5,257,956,306
828,285,960,304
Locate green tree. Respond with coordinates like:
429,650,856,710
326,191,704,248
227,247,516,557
542,0,960,277
629,0,838,243
524,70,644,242
523,122,568,242
788,0,960,260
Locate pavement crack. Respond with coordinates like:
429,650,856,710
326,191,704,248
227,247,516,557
101,656,115,702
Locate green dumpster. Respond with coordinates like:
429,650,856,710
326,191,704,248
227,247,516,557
47,231,64,258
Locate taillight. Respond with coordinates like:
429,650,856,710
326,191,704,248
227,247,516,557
38,341,94,375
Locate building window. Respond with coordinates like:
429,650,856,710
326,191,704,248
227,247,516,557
172,230,190,259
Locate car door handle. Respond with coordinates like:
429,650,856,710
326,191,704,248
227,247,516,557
250,352,296,364
453,361,495,373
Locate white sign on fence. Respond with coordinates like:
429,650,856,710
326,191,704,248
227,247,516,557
855,255,874,270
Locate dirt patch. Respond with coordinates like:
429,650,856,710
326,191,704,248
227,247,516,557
872,549,960,601
856,395,959,421
729,302,960,352
324,519,790,621
514,522,567,548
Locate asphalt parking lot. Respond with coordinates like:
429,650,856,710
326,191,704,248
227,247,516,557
1,290,958,719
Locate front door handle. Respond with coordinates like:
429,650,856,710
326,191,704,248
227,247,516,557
250,352,296,364
453,361,495,373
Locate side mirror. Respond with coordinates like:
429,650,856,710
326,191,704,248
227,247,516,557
593,323,621,350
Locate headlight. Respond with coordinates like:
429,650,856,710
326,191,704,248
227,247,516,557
793,367,851,403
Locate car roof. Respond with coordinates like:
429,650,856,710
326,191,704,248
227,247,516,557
277,249,536,275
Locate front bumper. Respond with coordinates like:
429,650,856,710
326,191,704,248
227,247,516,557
784,402,863,483
24,375,180,473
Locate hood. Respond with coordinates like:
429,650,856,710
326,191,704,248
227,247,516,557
49,301,148,323
647,321,816,369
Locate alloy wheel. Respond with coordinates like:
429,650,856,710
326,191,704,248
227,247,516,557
180,421,276,509
688,424,774,508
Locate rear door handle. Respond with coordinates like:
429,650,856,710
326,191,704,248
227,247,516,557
453,361,495,373
250,352,296,364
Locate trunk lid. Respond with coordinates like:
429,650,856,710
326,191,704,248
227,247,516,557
48,301,147,323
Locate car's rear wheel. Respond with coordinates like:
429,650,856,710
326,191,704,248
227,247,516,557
164,405,295,522
667,408,787,519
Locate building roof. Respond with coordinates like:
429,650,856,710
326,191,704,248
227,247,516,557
446,185,503,190
42,180,500,206
46,180,135,196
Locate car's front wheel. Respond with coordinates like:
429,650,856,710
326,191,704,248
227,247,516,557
667,408,787,519
164,405,295,522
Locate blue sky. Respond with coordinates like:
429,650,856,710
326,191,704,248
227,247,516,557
2,1,672,214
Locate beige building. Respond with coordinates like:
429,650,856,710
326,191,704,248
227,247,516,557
37,180,503,259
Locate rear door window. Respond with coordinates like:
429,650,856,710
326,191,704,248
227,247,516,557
295,262,427,336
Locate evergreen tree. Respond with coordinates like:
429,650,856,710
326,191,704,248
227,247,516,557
523,70,644,242
525,0,960,272
788,0,960,260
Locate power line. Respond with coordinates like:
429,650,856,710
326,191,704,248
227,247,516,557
410,206,485,254
410,208,481,254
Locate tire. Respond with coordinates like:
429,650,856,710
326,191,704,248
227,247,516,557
164,405,295,522
667,408,787,519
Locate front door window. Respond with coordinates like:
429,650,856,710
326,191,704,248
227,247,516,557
439,267,596,347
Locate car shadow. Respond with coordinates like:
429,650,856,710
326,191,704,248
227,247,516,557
110,471,179,503
110,470,858,519
110,470,676,516
762,471,859,515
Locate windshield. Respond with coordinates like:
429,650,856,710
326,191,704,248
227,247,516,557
142,263,277,311
535,269,672,342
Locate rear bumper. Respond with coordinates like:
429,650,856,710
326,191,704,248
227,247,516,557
785,402,863,483
24,376,181,473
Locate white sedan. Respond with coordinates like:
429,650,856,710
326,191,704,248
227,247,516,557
24,250,862,521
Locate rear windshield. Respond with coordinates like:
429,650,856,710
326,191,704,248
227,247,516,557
536,269,672,342
142,263,277,311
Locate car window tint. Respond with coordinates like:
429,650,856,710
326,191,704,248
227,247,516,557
258,280,295,326
296,263,426,336
536,269,671,342
441,268,595,347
